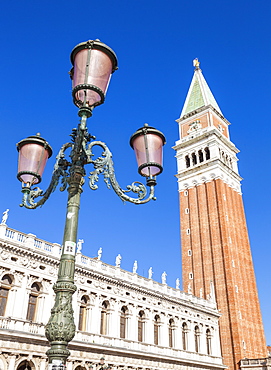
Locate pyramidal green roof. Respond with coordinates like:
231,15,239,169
180,62,222,118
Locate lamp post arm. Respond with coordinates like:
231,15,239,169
20,143,72,209
86,141,156,204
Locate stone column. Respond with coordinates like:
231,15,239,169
198,325,203,353
22,289,31,319
43,282,54,323
126,305,134,340
174,318,181,350
187,321,193,351
66,359,73,370
7,355,16,370
159,313,167,347
144,309,153,344
90,295,101,334
37,295,46,323
213,325,222,356
129,305,137,341
39,358,47,370
6,287,17,317
176,153,184,171
14,274,27,319
109,299,118,337
208,140,219,160
85,305,92,332
85,294,95,333
74,292,81,330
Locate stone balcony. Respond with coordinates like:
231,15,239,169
0,316,224,367
240,358,271,370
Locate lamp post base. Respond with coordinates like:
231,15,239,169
46,342,70,365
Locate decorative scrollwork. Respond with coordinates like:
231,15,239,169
20,143,72,209
20,121,157,208
87,141,155,204
124,182,147,199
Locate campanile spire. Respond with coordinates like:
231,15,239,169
180,60,222,119
174,62,267,370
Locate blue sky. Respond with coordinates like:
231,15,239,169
0,0,271,343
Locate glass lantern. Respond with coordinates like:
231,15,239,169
70,39,118,109
17,134,52,186
130,124,166,178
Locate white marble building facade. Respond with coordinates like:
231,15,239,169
0,223,224,370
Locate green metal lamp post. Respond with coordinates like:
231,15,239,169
16,40,166,369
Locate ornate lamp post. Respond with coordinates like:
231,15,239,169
16,40,165,369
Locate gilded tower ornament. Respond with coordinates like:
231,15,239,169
193,58,200,69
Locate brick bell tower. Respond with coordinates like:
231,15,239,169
174,59,267,370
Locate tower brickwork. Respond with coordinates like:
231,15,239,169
174,61,267,370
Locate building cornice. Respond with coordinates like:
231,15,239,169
75,273,220,318
0,225,219,318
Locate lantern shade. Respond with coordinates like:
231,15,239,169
17,134,52,186
130,124,166,177
70,40,118,108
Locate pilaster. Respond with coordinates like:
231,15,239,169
40,358,47,370
8,355,16,370
144,309,152,344
159,313,167,347
25,233,36,249
129,305,138,341
0,223,7,239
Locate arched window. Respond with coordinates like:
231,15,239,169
185,155,191,168
154,315,160,345
225,154,229,166
168,318,175,348
26,282,40,321
138,310,145,342
100,300,109,335
17,361,32,370
78,295,88,331
206,329,212,354
198,150,204,163
192,152,197,165
205,147,210,160
120,306,128,338
0,274,13,316
182,322,188,350
195,325,200,353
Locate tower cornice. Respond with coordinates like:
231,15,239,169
175,158,242,193
173,127,239,154
177,104,231,126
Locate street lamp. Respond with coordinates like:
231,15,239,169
16,40,166,369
